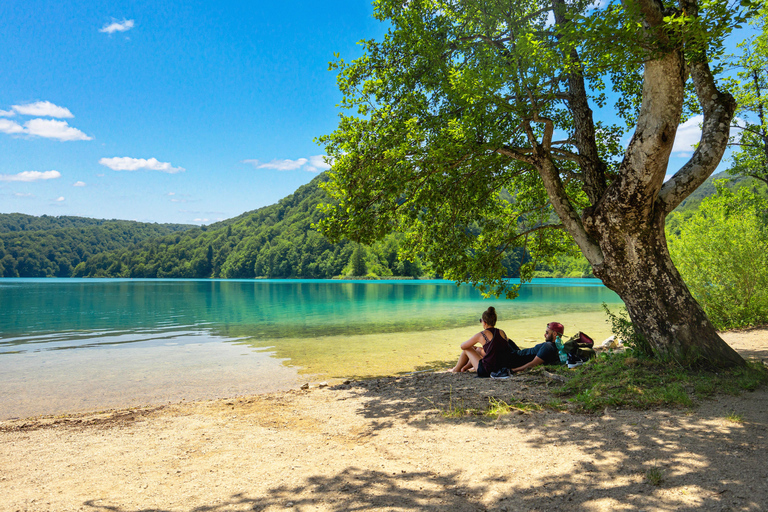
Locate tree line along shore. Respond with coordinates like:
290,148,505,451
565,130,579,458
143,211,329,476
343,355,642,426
1,171,763,283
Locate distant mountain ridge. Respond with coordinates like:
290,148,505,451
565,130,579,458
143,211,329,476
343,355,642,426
0,213,192,234
0,215,194,277
70,174,422,279
2,171,762,279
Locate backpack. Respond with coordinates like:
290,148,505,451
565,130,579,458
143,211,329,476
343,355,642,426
562,332,596,362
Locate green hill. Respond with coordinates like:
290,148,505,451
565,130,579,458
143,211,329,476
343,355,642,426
0,213,121,233
0,216,194,277
666,172,768,236
6,170,763,280
71,174,423,279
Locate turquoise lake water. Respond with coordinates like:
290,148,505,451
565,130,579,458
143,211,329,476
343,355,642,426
0,278,622,419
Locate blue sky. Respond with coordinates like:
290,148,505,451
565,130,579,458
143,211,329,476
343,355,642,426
0,1,748,225
0,0,385,224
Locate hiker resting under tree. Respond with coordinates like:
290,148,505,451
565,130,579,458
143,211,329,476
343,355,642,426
450,307,516,377
509,322,564,373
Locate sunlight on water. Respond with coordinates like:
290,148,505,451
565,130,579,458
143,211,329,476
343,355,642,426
0,278,623,419
250,310,616,380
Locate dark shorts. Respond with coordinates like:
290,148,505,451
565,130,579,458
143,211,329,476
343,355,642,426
476,360,490,378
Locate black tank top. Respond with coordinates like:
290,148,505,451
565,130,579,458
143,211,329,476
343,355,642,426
480,327,513,373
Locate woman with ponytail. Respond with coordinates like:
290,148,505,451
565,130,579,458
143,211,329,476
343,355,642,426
450,307,518,378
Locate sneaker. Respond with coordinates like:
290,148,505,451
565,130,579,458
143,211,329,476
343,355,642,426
567,353,587,369
490,368,512,380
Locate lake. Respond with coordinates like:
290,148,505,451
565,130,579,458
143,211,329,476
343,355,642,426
0,278,622,419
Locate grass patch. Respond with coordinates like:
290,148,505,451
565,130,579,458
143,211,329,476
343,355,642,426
431,390,541,418
645,466,664,486
485,397,542,418
725,412,744,423
554,352,768,413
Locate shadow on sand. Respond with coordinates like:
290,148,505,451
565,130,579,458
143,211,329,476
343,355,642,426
81,367,766,512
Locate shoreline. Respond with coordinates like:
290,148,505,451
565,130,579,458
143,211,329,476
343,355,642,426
3,326,766,424
1,328,766,511
1,309,620,421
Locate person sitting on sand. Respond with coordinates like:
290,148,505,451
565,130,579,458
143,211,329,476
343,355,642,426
450,307,518,378
508,322,564,373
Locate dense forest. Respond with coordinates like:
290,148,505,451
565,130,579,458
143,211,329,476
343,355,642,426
68,174,428,279
0,215,194,278
1,172,762,280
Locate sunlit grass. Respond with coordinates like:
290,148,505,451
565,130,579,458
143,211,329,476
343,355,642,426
554,352,768,413
430,389,542,418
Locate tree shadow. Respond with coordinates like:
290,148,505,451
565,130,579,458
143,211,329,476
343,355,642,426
82,469,487,511
80,371,767,511
323,371,767,510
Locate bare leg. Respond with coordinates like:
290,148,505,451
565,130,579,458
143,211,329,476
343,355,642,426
451,348,483,372
451,351,470,372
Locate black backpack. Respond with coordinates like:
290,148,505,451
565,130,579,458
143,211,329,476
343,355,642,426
562,332,596,362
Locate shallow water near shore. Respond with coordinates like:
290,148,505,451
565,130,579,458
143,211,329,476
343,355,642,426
0,278,622,419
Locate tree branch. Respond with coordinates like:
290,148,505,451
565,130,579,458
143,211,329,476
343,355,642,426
658,0,737,214
552,0,607,206
535,154,604,267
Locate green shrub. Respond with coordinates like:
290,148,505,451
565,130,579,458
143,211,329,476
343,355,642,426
667,184,768,330
602,304,654,358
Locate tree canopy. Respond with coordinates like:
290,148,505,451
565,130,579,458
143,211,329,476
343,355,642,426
0,215,193,278
668,183,768,330
319,0,753,366
727,3,768,185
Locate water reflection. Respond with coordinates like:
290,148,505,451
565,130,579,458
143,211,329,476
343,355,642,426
0,278,623,419
1,278,622,353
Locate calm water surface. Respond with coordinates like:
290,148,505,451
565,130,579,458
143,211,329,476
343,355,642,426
0,278,622,419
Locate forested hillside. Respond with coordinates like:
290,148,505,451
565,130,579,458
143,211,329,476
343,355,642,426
5,172,759,280
0,216,194,277
71,174,426,279
0,214,122,233
666,173,768,236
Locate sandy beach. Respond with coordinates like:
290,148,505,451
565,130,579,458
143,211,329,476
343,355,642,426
2,328,767,512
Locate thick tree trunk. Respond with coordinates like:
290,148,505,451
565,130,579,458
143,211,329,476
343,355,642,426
587,206,745,367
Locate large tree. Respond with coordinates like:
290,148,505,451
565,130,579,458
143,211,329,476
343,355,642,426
319,0,752,367
727,3,768,185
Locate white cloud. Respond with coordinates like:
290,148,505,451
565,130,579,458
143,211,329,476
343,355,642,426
306,155,332,172
12,101,74,118
73,181,86,187
167,192,176,196
0,109,15,117
672,115,703,156
244,155,333,172
55,196,65,202
0,170,62,182
100,19,135,34
244,157,308,171
0,118,25,134
24,119,92,141
99,157,185,174
193,218,209,223
14,192,34,197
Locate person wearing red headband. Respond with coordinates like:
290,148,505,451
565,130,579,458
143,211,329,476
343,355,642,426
508,322,565,374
